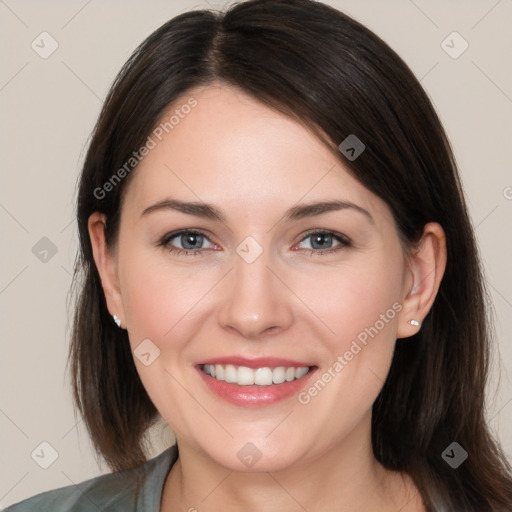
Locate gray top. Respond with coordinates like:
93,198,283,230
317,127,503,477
4,445,178,512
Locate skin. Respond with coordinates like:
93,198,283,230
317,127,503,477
89,83,446,511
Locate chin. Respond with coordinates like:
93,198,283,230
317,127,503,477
200,438,307,474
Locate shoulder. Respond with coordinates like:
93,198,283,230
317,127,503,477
4,445,178,512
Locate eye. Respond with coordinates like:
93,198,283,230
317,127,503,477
296,230,352,256
159,229,217,256
158,229,351,257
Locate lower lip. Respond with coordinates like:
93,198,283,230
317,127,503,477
196,366,317,407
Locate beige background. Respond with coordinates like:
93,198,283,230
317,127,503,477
1,0,511,508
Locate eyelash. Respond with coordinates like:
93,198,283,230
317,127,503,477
158,229,352,257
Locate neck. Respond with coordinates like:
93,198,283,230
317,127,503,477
161,414,423,512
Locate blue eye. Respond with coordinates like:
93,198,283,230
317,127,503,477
158,229,351,257
297,230,352,256
159,230,215,256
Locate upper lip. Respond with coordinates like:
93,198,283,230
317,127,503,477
198,356,313,369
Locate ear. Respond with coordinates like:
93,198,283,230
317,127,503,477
397,222,447,339
88,212,126,328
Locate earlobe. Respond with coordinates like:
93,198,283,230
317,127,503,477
87,212,125,325
397,222,447,339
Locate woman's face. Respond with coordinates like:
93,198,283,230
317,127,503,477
101,84,418,472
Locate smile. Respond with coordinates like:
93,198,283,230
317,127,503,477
202,364,310,386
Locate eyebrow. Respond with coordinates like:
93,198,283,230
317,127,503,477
141,197,374,224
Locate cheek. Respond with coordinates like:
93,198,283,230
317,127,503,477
118,251,209,352
292,255,404,433
117,253,208,427
301,251,404,357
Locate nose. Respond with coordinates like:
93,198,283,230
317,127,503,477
217,248,294,340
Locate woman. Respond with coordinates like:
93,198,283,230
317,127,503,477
6,0,512,510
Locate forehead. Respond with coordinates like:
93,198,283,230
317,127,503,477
121,84,393,227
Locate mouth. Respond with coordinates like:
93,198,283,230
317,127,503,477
201,363,311,386
196,357,317,407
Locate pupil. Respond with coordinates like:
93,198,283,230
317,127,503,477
183,233,202,249
312,233,331,249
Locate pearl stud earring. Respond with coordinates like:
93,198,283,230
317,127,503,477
113,314,122,328
408,319,420,327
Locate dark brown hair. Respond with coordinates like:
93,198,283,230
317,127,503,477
68,0,512,509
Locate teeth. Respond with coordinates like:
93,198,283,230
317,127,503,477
255,367,273,385
295,367,309,379
272,366,286,384
224,364,237,383
237,366,255,385
202,364,310,386
285,367,295,382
